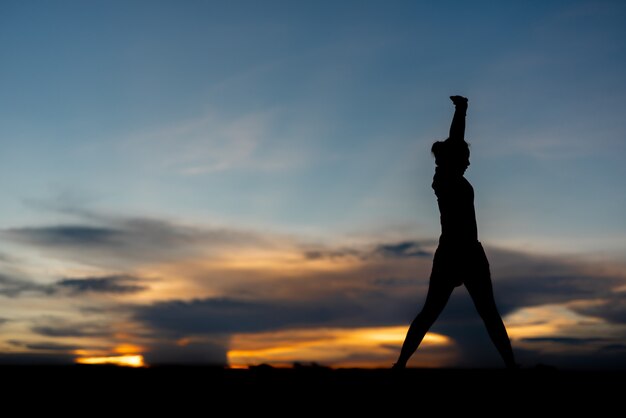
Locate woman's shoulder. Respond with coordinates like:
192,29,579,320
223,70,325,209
432,171,459,185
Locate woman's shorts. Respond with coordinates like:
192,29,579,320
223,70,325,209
430,241,491,287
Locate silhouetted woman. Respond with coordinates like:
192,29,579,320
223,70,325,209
393,96,516,369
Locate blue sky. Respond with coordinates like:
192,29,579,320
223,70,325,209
0,1,625,368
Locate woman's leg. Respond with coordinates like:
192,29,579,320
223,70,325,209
394,279,455,368
465,270,517,368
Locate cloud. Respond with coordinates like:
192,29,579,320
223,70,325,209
6,225,120,247
32,321,112,338
302,240,432,261
2,216,283,269
494,273,621,316
134,297,359,336
9,340,81,351
129,235,626,356
2,211,626,368
56,275,147,295
0,274,52,297
373,241,431,258
0,272,148,298
570,294,626,324
482,246,625,316
302,248,362,261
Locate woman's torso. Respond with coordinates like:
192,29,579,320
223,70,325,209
432,171,478,245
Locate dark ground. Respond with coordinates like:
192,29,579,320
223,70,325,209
2,365,622,412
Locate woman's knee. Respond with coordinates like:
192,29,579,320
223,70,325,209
476,303,502,322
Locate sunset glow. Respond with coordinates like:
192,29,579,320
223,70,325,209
76,355,145,368
228,327,453,368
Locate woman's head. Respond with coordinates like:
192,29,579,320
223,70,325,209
431,139,470,174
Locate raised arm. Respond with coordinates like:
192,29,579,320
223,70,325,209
448,95,468,142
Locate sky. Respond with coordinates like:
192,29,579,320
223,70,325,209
0,0,625,369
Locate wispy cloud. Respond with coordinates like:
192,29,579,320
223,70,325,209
0,274,52,297
0,273,148,298
56,275,147,295
301,240,432,262
117,109,308,176
6,226,119,247
2,216,282,270
31,320,113,338
373,241,431,258
9,340,81,352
